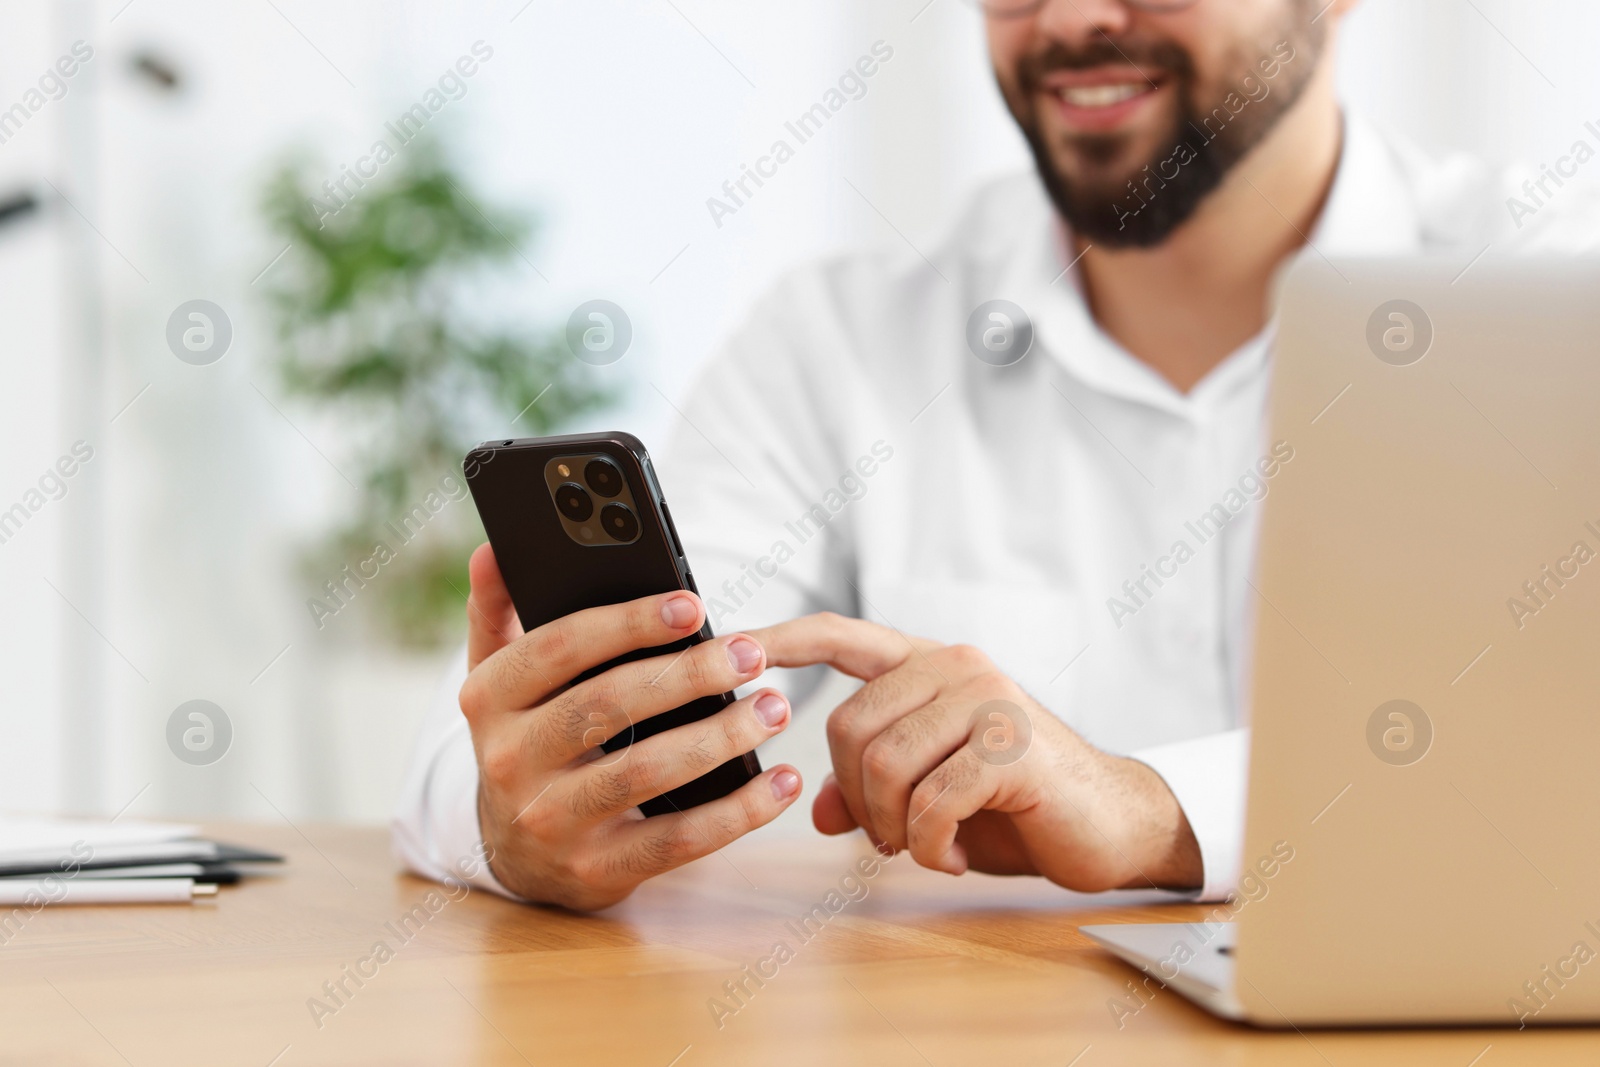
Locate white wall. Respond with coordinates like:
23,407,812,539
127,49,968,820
0,1,73,817
0,0,1591,825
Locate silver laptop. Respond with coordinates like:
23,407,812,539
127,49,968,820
1084,257,1600,1026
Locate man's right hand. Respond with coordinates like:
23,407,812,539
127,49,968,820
460,543,802,910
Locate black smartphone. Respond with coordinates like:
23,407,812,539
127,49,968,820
463,431,760,817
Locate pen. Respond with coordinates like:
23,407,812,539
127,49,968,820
0,878,218,905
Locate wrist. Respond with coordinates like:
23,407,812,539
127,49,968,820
476,785,522,896
1111,754,1203,892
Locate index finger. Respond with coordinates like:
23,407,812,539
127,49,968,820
745,612,941,682
461,586,706,720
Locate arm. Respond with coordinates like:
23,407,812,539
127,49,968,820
391,646,517,898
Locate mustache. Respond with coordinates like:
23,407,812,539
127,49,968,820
1018,37,1194,87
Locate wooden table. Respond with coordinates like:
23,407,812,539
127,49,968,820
2,824,1593,1065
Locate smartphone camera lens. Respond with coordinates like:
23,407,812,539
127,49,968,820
585,457,624,498
600,502,639,542
555,482,593,522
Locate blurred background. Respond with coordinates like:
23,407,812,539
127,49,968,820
1,0,1595,827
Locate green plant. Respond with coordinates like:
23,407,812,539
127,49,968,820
261,145,612,647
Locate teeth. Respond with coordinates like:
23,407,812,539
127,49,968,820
1058,83,1144,108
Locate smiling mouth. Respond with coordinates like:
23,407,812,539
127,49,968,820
1036,69,1167,134
1055,83,1151,108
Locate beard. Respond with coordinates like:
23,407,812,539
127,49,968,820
1002,14,1325,248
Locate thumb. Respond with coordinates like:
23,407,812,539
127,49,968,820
466,543,522,670
811,774,860,836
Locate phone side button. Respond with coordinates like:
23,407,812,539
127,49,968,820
682,569,698,594
660,501,686,558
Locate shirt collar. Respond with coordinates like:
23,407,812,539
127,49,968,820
1000,111,1424,418
1306,112,1423,256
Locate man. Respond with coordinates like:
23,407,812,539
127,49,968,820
394,0,1593,910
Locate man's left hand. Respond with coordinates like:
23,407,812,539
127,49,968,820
751,613,1203,893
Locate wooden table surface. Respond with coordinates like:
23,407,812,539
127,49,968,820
2,823,1593,1066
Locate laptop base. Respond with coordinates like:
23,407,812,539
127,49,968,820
1081,922,1245,1022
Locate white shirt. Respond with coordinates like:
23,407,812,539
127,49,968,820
392,113,1600,902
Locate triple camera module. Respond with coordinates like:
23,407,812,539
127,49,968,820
544,454,642,546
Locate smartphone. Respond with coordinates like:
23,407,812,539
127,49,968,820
463,431,760,816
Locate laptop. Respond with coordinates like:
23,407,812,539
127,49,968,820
1083,257,1600,1027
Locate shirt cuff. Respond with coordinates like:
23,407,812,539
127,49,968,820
389,717,523,902
1130,728,1249,902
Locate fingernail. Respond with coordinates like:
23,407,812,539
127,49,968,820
754,692,788,728
726,636,762,674
660,594,698,629
771,769,800,801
